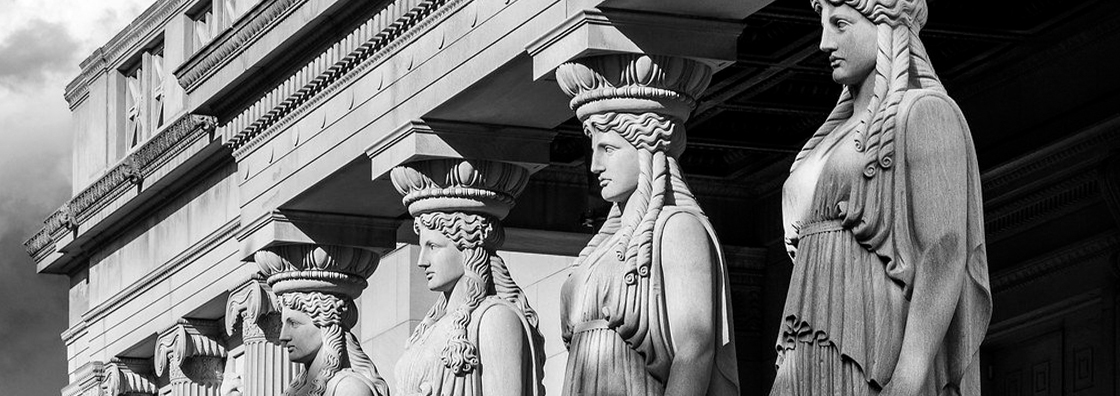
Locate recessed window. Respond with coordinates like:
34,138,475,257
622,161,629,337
190,4,216,52
121,43,166,151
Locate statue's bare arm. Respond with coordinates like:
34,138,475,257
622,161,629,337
478,305,528,396
662,213,717,396
334,376,380,396
883,94,970,395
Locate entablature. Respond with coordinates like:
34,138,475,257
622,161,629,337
24,114,221,274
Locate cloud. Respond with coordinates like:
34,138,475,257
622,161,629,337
0,19,80,90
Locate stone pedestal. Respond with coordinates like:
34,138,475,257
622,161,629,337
226,278,298,396
155,319,227,396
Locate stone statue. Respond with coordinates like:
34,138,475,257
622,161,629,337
771,0,992,395
390,159,545,396
256,245,391,396
553,54,740,396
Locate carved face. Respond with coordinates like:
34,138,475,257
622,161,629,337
279,306,323,365
417,227,466,293
590,131,640,204
816,1,878,87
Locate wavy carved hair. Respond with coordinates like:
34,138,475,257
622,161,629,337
574,112,704,285
407,212,544,376
793,0,944,176
281,292,387,396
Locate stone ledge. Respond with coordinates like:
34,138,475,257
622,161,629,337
23,114,218,272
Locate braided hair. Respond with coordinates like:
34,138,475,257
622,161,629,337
794,0,944,177
573,112,704,288
280,292,387,396
407,212,544,376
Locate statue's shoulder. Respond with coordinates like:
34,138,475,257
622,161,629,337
474,296,525,331
898,89,966,127
896,89,970,150
326,369,381,396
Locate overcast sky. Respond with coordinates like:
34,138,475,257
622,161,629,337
0,0,150,393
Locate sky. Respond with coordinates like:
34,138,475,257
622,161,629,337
0,0,150,393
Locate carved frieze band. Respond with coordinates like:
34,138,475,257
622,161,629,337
65,0,192,107
24,114,217,260
154,319,227,381
102,358,158,396
221,0,470,155
175,0,307,92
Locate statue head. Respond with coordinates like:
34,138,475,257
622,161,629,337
794,0,943,176
255,245,384,396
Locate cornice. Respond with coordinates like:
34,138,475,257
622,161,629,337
222,0,468,157
990,231,1120,292
23,114,217,261
65,0,192,108
174,0,308,92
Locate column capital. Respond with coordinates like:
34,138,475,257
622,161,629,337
225,277,279,341
102,358,158,396
154,319,227,380
255,244,380,302
62,361,105,396
554,54,714,122
390,159,532,220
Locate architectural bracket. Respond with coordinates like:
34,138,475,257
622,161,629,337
526,8,744,80
236,210,400,261
365,119,557,179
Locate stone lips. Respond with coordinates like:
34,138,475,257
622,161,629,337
255,245,381,299
391,159,531,220
555,54,713,122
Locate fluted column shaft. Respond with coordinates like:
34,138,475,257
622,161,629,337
241,313,297,396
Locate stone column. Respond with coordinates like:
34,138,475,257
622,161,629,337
102,358,158,396
225,277,297,396
155,319,227,396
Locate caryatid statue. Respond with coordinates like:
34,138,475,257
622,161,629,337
772,0,991,395
390,159,545,396
552,54,740,396
255,245,392,396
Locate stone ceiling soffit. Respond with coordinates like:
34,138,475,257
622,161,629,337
236,210,401,261
526,8,744,80
366,120,557,180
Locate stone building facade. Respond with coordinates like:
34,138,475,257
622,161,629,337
23,0,1120,395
